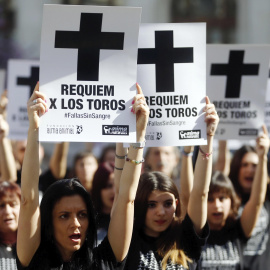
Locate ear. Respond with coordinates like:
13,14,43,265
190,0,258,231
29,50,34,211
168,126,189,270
175,198,179,206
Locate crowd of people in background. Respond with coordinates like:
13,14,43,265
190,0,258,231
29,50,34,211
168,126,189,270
0,83,269,270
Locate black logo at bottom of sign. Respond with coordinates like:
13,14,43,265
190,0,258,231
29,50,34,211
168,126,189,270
239,129,258,136
179,130,201,140
76,125,83,134
102,125,129,135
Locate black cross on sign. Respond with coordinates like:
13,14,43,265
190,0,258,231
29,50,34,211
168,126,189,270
55,13,124,81
211,50,259,98
17,66,39,98
138,30,193,93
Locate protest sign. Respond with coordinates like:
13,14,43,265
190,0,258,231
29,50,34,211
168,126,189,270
39,5,141,142
137,23,206,147
0,69,5,94
207,45,270,140
265,68,270,134
7,59,39,140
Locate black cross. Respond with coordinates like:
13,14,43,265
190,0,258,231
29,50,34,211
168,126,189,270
55,13,124,81
211,50,259,98
17,66,39,98
138,30,193,93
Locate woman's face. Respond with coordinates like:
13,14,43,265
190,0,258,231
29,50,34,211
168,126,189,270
0,192,20,234
100,173,115,214
75,156,98,189
238,152,258,193
52,195,89,262
207,190,231,230
144,190,178,237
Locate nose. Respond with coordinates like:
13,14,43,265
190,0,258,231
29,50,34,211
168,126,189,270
214,198,222,208
3,204,12,214
71,217,81,228
156,205,165,216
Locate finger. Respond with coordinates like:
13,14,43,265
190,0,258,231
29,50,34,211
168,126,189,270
136,83,143,95
262,124,268,136
29,82,40,102
205,96,210,105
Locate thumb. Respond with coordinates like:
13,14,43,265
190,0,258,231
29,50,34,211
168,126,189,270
205,96,210,105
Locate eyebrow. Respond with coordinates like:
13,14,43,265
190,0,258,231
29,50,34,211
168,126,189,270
147,199,174,203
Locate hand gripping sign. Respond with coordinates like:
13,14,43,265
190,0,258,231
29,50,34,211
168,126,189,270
39,5,141,142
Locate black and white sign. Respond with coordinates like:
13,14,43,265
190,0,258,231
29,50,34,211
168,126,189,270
0,69,5,94
39,5,141,142
137,23,207,147
7,59,40,140
265,68,270,135
207,45,270,140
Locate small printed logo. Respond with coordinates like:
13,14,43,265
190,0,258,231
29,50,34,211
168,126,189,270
76,125,83,134
156,132,162,140
179,130,201,140
102,125,129,135
239,129,258,136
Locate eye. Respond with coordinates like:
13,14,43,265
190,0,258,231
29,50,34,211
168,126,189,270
11,201,19,207
164,201,173,208
59,214,68,219
147,203,156,208
79,212,88,218
0,203,5,209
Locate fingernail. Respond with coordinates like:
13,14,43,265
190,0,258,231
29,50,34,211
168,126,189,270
131,108,134,113
132,100,134,104
45,99,47,103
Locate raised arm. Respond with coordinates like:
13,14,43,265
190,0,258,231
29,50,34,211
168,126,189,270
108,83,149,261
17,83,48,266
214,140,231,176
179,145,194,220
49,142,69,179
240,125,269,237
0,115,17,181
187,96,219,235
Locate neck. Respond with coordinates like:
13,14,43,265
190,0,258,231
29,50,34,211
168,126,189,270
0,231,17,245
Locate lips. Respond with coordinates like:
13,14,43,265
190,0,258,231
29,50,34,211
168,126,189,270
69,233,81,242
155,220,166,225
244,177,253,182
4,218,14,224
212,213,223,218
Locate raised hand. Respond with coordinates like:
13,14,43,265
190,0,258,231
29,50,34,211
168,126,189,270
204,96,219,137
256,124,270,158
131,83,149,141
27,83,48,130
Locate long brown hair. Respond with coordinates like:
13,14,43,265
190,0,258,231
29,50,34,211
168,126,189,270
135,172,191,269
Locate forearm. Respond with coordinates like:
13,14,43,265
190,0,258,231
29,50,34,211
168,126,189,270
180,147,194,218
188,135,213,233
214,140,230,176
241,154,268,237
0,138,17,181
21,129,40,203
49,142,69,179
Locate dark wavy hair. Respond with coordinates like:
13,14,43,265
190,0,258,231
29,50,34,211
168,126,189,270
209,171,240,227
134,172,191,269
37,178,97,269
229,145,256,197
91,162,114,215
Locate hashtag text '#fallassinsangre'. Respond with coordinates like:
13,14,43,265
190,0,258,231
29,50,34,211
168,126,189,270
64,112,110,120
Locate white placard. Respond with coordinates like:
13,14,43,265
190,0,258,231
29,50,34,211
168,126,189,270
207,45,270,140
137,23,207,147
7,59,40,140
264,68,270,134
0,69,5,94
39,5,141,142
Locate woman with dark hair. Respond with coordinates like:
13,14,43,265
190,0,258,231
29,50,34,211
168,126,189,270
72,151,98,193
92,162,115,245
0,181,21,269
113,96,219,270
198,162,268,269
16,82,149,270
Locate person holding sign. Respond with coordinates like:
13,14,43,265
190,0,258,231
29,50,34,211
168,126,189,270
198,126,269,269
114,97,219,270
16,83,149,270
